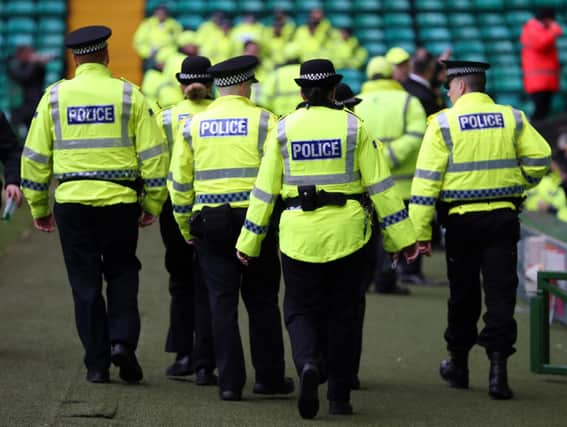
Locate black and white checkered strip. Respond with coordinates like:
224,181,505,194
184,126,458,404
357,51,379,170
299,72,335,81
72,41,107,55
214,70,255,87
178,73,211,80
447,66,486,77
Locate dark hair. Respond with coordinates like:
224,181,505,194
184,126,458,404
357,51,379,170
302,86,334,104
463,73,486,92
412,52,435,75
536,8,556,20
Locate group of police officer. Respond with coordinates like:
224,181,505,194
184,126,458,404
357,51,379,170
19,24,551,420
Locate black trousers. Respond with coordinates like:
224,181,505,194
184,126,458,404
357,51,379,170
282,245,367,402
159,198,214,369
531,91,553,122
196,207,285,392
444,209,520,357
54,202,141,371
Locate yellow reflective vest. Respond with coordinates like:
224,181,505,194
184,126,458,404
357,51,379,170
409,92,551,241
525,172,567,222
236,104,417,262
258,63,302,117
21,63,169,218
168,95,277,240
133,16,182,59
356,79,426,200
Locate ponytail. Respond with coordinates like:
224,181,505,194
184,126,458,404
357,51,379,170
183,82,208,101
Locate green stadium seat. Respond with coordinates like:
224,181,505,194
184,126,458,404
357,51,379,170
459,52,488,62
505,11,532,27
425,41,452,55
5,33,35,50
419,27,451,41
551,94,565,113
356,28,384,43
448,13,476,27
479,14,505,26
388,40,415,54
453,40,484,54
385,28,415,42
494,93,522,107
556,36,567,54
38,18,66,35
480,26,511,40
176,0,207,13
416,13,448,27
338,69,363,93
365,42,387,57
485,40,515,54
487,53,518,66
325,0,353,12
266,0,294,11
37,0,67,17
446,0,473,11
383,0,410,10
5,1,35,16
328,14,353,29
178,14,204,30
384,13,412,27
240,0,265,13
353,0,381,12
474,0,504,9
414,0,444,10
492,77,523,92
293,0,323,12
354,14,382,28
451,26,481,40
206,0,238,13
504,0,532,8
37,34,64,50
7,18,37,34
45,71,62,86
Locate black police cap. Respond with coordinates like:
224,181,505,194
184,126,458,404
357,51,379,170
207,55,259,87
442,60,490,79
176,56,213,85
65,25,112,56
295,59,342,88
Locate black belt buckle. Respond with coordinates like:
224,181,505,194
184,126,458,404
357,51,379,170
298,185,317,211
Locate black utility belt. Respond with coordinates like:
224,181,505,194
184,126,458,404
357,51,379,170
283,186,367,212
58,177,141,192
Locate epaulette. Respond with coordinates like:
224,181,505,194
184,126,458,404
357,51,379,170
120,77,141,91
44,78,66,92
427,108,449,125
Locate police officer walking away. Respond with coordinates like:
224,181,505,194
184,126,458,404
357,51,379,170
20,26,169,384
236,59,418,418
155,56,216,384
168,55,293,401
409,60,551,399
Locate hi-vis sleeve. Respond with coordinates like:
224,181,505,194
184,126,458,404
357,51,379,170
358,125,416,253
236,127,282,257
512,109,551,189
133,90,169,216
409,118,449,241
168,117,195,241
21,93,53,219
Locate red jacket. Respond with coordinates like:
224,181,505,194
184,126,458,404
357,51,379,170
520,18,562,93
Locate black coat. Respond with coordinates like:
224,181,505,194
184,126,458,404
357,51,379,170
0,112,22,187
403,76,445,117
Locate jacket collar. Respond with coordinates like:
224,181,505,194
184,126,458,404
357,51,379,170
453,92,495,107
296,100,344,110
75,62,111,77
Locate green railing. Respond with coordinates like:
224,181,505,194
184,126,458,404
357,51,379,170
530,271,567,375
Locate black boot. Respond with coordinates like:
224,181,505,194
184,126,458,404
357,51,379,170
488,352,514,400
439,352,469,389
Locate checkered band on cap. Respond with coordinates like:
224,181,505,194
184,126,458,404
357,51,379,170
178,73,211,80
214,69,255,87
72,41,108,55
447,66,487,77
299,72,335,81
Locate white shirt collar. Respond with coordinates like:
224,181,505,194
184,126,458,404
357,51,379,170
409,73,431,88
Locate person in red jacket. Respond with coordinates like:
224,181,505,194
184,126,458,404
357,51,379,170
521,8,563,121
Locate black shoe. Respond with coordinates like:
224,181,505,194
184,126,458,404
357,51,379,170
86,369,110,383
488,353,514,400
298,363,320,419
165,354,194,377
253,377,295,395
329,401,353,415
351,375,360,390
220,389,242,401
376,284,411,295
111,343,143,383
440,355,469,389
195,368,218,386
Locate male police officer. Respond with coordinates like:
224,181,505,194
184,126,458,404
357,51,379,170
20,26,169,384
168,55,293,401
409,60,551,399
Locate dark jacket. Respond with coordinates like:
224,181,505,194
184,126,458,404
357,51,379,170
0,112,22,187
403,76,445,117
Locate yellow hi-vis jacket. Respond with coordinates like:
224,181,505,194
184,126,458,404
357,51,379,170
356,79,426,200
141,69,183,110
133,16,182,59
258,63,303,117
236,105,417,263
21,63,169,219
525,172,567,222
168,95,277,240
409,92,551,241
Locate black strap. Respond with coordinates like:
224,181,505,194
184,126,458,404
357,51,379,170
284,188,367,211
58,177,141,192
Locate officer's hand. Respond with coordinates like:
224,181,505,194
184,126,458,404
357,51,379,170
186,239,196,246
389,252,400,269
139,211,157,227
33,214,55,233
236,250,252,266
403,243,420,263
417,241,432,257
5,184,23,207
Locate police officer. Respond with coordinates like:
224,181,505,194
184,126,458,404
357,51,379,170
168,55,293,401
156,56,216,384
236,59,418,419
409,60,551,399
20,26,169,384
357,56,427,294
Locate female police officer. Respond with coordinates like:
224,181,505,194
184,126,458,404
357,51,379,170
236,59,418,419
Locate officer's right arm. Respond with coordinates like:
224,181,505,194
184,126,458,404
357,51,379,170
236,129,283,257
358,125,416,253
168,118,195,241
20,93,53,219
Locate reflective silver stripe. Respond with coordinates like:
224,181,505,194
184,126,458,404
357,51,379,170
277,119,290,176
407,131,424,138
252,186,277,204
182,117,193,149
521,156,551,167
195,167,259,180
346,113,358,175
402,94,411,133
257,110,270,156
388,144,399,167
171,180,193,192
50,83,62,141
367,177,395,195
139,144,165,161
121,82,133,143
447,158,518,173
162,108,173,146
415,169,442,180
437,112,453,151
512,108,523,146
54,137,131,150
284,171,361,185
23,147,49,164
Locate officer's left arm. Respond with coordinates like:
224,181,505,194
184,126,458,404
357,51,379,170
514,111,552,189
386,97,426,168
132,91,169,216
